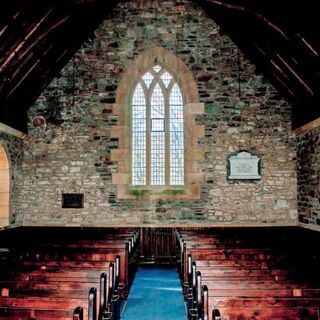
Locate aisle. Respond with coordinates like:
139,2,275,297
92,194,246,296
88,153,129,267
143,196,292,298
122,266,186,320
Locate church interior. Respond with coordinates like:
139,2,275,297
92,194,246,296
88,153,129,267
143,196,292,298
0,0,320,319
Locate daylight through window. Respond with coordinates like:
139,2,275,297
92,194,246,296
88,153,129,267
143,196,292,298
131,66,184,186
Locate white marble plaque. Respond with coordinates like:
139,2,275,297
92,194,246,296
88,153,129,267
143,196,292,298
228,151,261,180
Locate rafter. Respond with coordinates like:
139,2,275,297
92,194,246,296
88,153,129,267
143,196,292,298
1,0,320,131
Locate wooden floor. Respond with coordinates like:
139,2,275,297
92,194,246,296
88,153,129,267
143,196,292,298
177,227,320,320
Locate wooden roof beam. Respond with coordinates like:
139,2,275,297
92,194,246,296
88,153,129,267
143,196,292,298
203,1,319,98
9,15,70,70
252,39,312,99
0,6,55,73
1,15,71,102
252,35,316,98
297,34,318,57
204,0,290,40
275,53,314,96
224,26,300,102
1,2,110,131
203,0,320,65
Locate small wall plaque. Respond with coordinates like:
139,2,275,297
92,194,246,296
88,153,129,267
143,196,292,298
228,151,261,180
62,193,84,208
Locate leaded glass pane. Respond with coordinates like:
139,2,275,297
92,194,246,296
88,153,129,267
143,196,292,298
151,118,165,132
169,83,184,185
151,84,165,185
160,71,172,88
142,72,154,88
131,66,185,188
153,65,161,73
132,83,146,185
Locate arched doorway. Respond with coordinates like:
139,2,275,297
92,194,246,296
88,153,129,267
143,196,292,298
0,145,10,227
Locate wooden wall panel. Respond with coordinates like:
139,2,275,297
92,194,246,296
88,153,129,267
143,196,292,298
140,228,176,264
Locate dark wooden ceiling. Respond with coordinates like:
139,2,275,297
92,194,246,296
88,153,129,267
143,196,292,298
0,0,319,132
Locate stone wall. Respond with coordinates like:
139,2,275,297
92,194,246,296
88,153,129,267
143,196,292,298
0,130,24,225
15,0,297,226
297,126,320,228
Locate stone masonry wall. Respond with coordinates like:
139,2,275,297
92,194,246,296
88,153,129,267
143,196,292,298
0,131,24,225
15,0,297,226
297,126,320,228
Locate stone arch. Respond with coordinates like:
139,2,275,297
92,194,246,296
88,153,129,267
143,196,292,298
111,47,205,200
115,47,200,105
0,144,10,227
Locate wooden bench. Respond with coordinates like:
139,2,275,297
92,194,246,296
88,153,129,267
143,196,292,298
176,228,320,320
0,228,139,320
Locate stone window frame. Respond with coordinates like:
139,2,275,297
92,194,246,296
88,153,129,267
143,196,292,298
111,47,204,200
0,142,10,226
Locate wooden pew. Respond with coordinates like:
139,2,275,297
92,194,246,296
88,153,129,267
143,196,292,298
0,228,139,320
9,230,139,295
73,306,83,320
177,229,320,320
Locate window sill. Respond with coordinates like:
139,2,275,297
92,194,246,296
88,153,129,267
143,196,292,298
114,183,201,200
130,187,185,198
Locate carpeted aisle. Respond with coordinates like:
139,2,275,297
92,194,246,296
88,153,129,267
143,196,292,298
122,266,186,320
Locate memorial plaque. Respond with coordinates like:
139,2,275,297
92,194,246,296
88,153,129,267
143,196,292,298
62,193,84,208
228,151,261,180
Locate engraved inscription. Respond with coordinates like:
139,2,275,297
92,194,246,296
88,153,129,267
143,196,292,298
235,163,254,174
228,151,261,180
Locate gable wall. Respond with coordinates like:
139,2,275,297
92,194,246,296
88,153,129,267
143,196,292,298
14,0,297,226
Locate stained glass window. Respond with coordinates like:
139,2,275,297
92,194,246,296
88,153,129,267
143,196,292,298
131,66,184,186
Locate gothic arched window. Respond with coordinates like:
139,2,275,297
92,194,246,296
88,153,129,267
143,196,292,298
111,47,204,200
131,66,184,187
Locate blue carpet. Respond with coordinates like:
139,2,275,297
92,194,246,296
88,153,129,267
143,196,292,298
122,266,186,320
